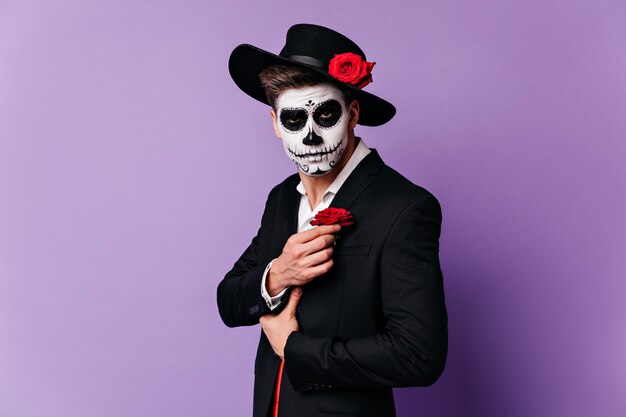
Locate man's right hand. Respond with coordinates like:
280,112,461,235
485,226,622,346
266,224,340,296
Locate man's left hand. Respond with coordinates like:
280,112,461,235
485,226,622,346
259,287,302,359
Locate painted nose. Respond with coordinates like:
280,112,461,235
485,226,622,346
302,129,323,146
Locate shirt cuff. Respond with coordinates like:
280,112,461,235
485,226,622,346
260,259,288,310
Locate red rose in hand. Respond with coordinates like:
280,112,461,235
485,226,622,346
310,207,355,227
328,52,375,89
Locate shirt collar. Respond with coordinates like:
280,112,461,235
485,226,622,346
296,137,371,197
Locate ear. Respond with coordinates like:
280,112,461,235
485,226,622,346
270,109,281,140
348,99,360,129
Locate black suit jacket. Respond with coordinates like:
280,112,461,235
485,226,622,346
217,149,448,417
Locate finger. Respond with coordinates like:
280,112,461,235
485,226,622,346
300,246,333,268
297,258,334,284
299,234,336,257
291,225,341,244
281,286,302,314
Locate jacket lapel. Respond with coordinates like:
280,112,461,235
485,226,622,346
329,148,384,210
276,174,301,240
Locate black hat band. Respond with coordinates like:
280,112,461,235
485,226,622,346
285,55,326,70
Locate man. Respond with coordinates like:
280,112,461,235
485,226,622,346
217,24,448,417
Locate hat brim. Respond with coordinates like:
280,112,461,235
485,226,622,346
228,44,396,127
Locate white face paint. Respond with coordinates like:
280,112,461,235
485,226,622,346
275,84,349,176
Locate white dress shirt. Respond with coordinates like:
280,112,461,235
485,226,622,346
260,138,371,310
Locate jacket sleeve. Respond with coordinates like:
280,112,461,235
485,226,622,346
283,193,448,390
216,188,278,328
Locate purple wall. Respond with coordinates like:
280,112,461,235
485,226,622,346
1,1,624,416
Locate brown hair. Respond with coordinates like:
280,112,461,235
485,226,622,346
259,65,352,109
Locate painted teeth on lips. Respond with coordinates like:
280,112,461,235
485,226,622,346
291,143,340,158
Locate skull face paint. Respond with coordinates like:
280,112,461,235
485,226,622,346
275,84,349,176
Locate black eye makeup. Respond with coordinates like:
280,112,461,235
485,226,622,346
313,100,342,128
279,108,308,132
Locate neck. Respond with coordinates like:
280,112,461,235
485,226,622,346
299,133,358,209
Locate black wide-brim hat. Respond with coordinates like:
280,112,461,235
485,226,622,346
228,23,396,127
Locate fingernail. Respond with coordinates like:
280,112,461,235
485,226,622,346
294,287,302,295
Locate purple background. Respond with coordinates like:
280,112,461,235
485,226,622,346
1,1,625,416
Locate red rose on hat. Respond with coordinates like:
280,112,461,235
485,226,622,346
328,52,375,89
